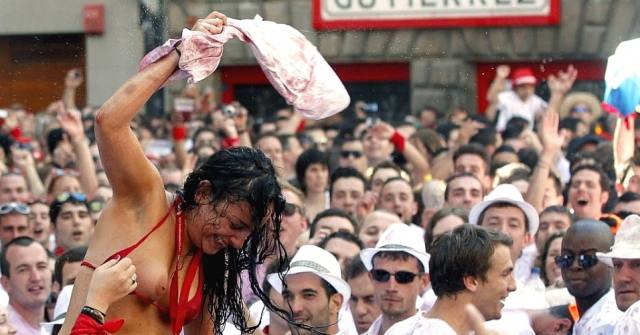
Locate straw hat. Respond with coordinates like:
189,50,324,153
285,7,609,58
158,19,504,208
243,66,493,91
559,92,603,120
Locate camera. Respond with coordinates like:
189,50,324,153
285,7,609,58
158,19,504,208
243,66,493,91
223,105,237,118
363,102,379,127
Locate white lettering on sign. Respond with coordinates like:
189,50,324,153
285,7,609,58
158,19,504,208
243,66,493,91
325,0,548,18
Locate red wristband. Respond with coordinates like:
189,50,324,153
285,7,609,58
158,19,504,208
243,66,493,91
9,127,21,140
222,136,240,149
71,313,125,334
390,131,406,153
296,119,306,133
172,125,187,141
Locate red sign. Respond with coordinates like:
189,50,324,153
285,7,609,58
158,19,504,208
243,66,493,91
313,0,560,30
83,4,105,35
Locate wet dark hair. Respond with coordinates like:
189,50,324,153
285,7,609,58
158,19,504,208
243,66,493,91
430,224,512,297
180,147,287,335
318,231,364,250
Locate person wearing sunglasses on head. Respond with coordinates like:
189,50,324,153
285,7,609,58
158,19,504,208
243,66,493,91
558,219,622,334
49,192,93,257
386,224,515,335
359,223,430,335
0,202,32,246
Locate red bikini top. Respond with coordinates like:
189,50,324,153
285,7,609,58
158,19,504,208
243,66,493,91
81,197,203,334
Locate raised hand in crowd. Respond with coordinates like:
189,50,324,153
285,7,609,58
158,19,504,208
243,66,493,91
547,65,578,109
485,64,511,120
55,101,98,198
526,109,567,212
63,68,83,111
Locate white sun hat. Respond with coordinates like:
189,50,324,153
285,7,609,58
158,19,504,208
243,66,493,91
267,245,350,307
597,214,640,266
42,284,74,332
359,223,430,273
468,184,540,235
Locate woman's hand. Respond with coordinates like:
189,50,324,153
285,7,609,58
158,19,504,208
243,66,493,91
85,257,137,314
192,11,227,35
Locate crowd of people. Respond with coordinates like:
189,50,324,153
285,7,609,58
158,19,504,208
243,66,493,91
0,10,639,335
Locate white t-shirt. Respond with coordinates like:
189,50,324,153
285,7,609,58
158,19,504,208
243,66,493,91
614,300,640,335
496,91,548,132
386,314,456,335
573,290,623,335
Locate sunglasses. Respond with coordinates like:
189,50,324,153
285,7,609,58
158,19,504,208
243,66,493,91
283,203,303,217
371,269,419,284
55,192,87,203
0,202,30,215
554,252,600,269
340,150,363,159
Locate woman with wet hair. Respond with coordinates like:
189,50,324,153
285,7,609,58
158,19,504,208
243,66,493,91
59,11,287,335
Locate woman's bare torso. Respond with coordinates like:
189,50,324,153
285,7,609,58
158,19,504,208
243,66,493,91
62,190,204,334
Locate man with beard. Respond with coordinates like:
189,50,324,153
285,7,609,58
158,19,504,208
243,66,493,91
359,223,430,335
559,219,622,334
597,215,640,334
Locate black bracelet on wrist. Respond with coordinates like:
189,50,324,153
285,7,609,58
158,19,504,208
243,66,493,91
81,305,105,325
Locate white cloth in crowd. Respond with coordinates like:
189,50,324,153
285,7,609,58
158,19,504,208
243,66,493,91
572,290,623,335
514,244,538,283
385,312,456,335
420,288,437,313
496,91,548,132
613,300,640,335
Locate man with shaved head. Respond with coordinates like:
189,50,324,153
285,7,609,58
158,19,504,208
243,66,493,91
558,219,622,334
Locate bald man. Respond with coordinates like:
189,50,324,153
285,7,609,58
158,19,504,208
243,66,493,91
559,220,622,334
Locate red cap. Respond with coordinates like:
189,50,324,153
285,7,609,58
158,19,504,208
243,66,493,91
512,68,537,86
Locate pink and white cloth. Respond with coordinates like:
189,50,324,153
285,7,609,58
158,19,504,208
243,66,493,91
139,15,350,120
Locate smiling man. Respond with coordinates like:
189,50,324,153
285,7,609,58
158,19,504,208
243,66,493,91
568,165,611,220
267,245,353,335
359,223,430,335
597,215,640,334
0,237,52,335
386,224,515,335
560,219,622,334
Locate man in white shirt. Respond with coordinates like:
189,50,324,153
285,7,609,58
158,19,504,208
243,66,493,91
386,224,516,334
267,245,355,335
559,219,622,335
359,223,430,335
0,237,51,335
493,67,548,132
597,215,640,334
469,184,540,283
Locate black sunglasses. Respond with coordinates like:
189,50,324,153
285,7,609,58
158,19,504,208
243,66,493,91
340,150,363,159
283,203,303,217
554,252,600,269
371,269,419,284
